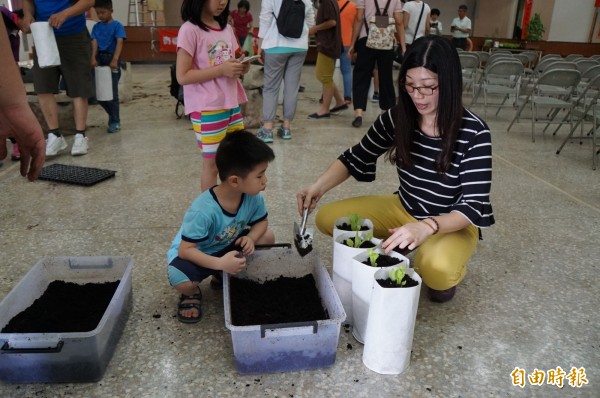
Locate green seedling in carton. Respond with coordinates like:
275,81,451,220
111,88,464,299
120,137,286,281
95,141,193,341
345,232,373,248
348,213,362,231
367,248,380,267
389,266,407,287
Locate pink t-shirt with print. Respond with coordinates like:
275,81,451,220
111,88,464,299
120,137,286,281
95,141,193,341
177,21,248,114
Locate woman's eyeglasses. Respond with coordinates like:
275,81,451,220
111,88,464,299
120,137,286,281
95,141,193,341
402,84,439,96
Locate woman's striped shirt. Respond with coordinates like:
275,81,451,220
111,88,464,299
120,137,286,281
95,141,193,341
338,108,495,228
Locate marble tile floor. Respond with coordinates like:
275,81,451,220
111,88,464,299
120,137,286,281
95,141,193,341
0,64,598,397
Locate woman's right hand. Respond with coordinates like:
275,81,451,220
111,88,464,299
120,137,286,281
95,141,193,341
296,184,323,216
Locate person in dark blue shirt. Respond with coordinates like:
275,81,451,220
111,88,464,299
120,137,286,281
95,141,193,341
91,0,126,134
23,0,95,157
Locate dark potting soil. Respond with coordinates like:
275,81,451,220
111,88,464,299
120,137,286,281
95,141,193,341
1,280,119,333
230,274,329,326
377,274,419,288
336,222,370,232
345,237,376,249
361,254,403,267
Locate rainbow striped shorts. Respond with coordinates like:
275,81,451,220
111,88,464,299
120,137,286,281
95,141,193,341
189,106,244,158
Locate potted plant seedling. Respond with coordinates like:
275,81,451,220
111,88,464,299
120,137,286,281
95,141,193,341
362,265,421,375
350,247,408,343
332,231,378,325
332,213,373,241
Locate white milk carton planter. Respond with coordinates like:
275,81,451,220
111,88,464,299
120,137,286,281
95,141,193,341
332,216,374,242
362,266,421,375
331,232,377,325
351,248,409,344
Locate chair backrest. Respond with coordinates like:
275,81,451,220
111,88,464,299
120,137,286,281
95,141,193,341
544,61,577,72
535,69,581,92
540,54,562,62
581,64,600,81
485,60,524,82
514,53,530,66
487,53,515,67
459,53,479,69
591,54,600,62
575,59,600,74
475,51,490,63
493,49,513,54
565,54,583,61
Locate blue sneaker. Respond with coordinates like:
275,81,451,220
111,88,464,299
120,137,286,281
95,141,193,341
277,126,291,140
371,92,379,102
256,126,274,143
107,122,121,133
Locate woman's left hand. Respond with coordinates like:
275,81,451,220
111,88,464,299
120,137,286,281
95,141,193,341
381,222,433,253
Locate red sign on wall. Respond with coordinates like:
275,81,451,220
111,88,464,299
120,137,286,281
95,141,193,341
521,0,534,40
158,29,179,53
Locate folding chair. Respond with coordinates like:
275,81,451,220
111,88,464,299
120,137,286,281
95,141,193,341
459,53,479,97
474,51,490,68
513,53,530,67
481,60,524,117
565,54,584,61
555,73,600,169
540,54,562,63
575,59,600,75
507,69,581,142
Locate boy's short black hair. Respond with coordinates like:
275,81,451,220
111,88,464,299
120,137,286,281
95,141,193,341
237,0,250,10
458,5,468,11
431,8,440,16
94,0,113,9
13,9,24,18
216,130,275,181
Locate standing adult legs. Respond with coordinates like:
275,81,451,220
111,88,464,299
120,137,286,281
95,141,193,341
339,46,352,102
281,51,307,128
375,49,396,111
262,52,288,131
352,38,377,126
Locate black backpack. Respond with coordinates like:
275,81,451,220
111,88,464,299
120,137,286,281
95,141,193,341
273,0,305,39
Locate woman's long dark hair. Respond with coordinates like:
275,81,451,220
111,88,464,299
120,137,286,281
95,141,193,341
181,0,230,31
387,35,464,173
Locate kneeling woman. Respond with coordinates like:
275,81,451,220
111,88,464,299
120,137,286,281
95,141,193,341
297,35,494,302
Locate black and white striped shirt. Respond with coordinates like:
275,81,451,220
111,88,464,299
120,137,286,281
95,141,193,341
338,108,495,228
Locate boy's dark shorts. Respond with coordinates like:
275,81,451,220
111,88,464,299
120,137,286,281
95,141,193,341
169,230,248,284
33,29,94,98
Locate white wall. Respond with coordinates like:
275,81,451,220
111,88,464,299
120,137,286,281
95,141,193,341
547,0,596,42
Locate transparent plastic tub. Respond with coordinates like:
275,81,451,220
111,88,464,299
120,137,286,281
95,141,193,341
223,246,346,374
0,256,133,383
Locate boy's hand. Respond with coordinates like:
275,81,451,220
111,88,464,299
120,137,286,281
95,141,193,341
110,59,119,70
219,250,247,275
91,59,97,68
235,235,255,256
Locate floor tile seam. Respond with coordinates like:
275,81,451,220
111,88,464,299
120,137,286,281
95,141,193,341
494,153,600,215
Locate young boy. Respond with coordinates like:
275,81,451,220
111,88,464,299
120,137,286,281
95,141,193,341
167,130,276,324
429,8,442,36
90,0,126,133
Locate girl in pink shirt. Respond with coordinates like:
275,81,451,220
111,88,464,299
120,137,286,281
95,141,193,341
176,0,250,191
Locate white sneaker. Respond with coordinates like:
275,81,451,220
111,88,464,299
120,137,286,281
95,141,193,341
71,133,88,156
45,133,67,156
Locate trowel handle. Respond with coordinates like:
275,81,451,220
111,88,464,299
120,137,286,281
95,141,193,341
300,206,310,234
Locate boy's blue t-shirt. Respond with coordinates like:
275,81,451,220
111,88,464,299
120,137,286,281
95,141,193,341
91,20,127,53
167,188,268,264
34,0,85,36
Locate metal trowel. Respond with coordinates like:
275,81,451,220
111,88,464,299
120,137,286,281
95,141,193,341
293,206,314,257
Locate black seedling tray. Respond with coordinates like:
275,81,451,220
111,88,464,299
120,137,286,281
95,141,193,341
39,164,116,186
